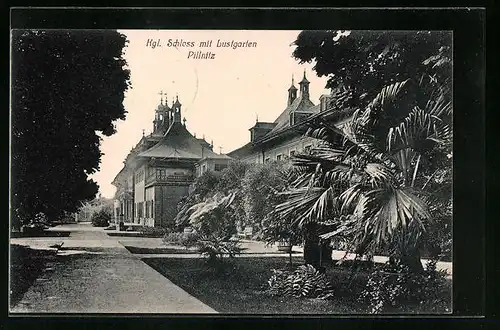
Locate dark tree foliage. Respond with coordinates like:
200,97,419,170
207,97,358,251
11,30,131,227
292,30,451,108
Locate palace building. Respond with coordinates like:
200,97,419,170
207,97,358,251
111,93,231,228
112,72,354,228
228,71,352,163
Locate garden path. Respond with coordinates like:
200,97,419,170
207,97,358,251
10,222,217,314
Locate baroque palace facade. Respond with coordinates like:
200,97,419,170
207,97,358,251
112,71,353,228
111,94,231,227
228,71,352,163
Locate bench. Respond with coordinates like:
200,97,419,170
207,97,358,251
237,226,253,239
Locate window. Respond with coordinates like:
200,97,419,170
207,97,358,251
202,164,207,174
276,154,282,161
289,150,296,157
214,163,227,171
304,145,312,154
265,157,270,163
156,169,167,180
137,202,144,218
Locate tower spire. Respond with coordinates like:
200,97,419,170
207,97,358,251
299,69,310,99
288,73,298,105
173,93,182,123
158,90,165,105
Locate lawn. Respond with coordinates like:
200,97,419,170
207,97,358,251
9,244,57,308
144,256,370,314
143,256,452,314
123,246,195,254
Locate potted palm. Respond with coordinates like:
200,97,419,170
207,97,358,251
277,238,293,253
262,215,302,267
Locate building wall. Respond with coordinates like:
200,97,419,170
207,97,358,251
154,184,190,228
144,186,155,226
195,158,230,177
239,135,320,164
134,165,146,224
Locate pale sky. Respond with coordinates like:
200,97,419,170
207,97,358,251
91,30,330,198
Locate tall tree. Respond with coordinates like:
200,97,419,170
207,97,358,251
11,30,131,228
278,30,452,271
292,30,451,109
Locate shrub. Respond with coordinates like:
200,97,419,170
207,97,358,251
267,264,334,299
360,258,450,314
195,235,242,265
181,232,200,249
91,209,111,227
163,232,185,245
139,226,167,237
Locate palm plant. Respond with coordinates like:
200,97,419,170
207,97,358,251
276,52,452,272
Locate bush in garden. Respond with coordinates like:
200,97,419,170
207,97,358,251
360,258,450,314
241,162,291,232
267,264,334,299
195,235,242,265
175,170,221,228
181,232,200,249
162,232,185,245
91,209,111,227
139,226,167,237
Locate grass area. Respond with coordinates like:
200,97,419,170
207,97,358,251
123,246,195,254
143,257,451,314
10,231,71,238
144,257,369,314
9,244,57,308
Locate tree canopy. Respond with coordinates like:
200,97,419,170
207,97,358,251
292,30,451,108
280,30,452,270
11,30,131,227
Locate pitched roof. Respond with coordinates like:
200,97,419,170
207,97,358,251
138,122,230,161
251,122,277,130
266,96,317,136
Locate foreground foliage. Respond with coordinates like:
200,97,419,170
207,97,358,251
267,264,334,299
11,30,131,228
91,209,111,227
275,30,452,271
144,256,450,314
360,258,450,314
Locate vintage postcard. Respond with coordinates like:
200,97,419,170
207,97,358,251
10,28,453,315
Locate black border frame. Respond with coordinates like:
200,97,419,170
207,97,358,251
6,6,489,328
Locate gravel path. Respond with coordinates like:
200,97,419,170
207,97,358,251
10,223,217,314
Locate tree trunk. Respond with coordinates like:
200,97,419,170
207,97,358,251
303,223,320,268
320,242,333,265
402,248,424,273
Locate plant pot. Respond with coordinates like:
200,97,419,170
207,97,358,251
277,241,292,253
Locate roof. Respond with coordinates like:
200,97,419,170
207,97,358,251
267,97,317,136
251,122,277,130
137,122,231,161
227,142,255,158
111,165,127,186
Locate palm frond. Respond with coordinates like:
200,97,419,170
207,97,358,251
367,79,410,116
351,187,431,248
275,187,327,226
304,186,337,222
364,163,394,186
387,107,450,154
339,183,365,214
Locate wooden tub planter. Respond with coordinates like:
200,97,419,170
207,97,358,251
277,241,292,253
